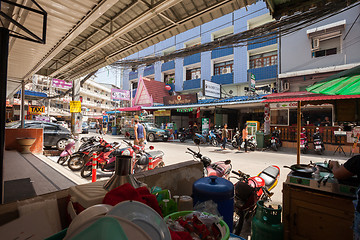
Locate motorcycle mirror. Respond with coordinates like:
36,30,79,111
194,138,200,145
225,160,231,165
149,146,154,150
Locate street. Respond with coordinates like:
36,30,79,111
48,130,349,206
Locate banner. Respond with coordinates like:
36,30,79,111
35,116,50,122
164,94,198,105
70,101,81,113
111,88,130,101
203,80,221,98
202,118,209,135
28,105,45,115
249,73,256,92
52,78,72,89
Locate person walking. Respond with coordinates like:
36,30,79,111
221,123,229,150
134,119,146,146
242,123,249,152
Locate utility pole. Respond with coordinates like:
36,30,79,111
71,79,82,139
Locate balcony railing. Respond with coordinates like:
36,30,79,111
183,78,201,90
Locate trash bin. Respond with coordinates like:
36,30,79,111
256,130,264,149
112,126,117,135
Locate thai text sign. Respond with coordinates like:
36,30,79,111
203,80,220,98
111,89,130,101
52,78,72,89
70,101,82,113
28,105,45,115
270,102,298,108
250,73,256,92
154,110,171,116
164,94,197,105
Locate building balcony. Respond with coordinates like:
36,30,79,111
183,78,201,90
248,34,277,50
211,47,233,59
184,53,201,66
211,73,233,85
161,60,175,72
144,65,155,76
247,65,277,81
129,71,138,80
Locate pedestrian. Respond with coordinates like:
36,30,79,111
329,155,360,239
172,121,178,139
242,123,249,153
221,124,229,150
134,119,146,146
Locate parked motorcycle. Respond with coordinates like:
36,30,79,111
193,132,207,144
313,127,325,154
232,165,280,235
57,136,92,165
80,142,122,178
208,129,221,147
187,138,232,179
178,127,193,142
270,127,281,151
300,128,309,154
232,129,256,151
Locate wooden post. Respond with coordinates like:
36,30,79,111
297,101,301,165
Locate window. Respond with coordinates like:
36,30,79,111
87,98,90,101
311,36,340,58
270,109,288,125
131,82,138,89
186,68,201,80
214,61,233,75
249,51,277,69
164,73,175,83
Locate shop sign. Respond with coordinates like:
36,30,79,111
35,116,50,122
52,78,72,89
202,118,210,135
154,110,171,116
164,94,198,105
28,105,45,115
111,88,130,101
270,102,298,108
203,80,220,98
177,108,193,112
70,101,82,113
249,73,256,92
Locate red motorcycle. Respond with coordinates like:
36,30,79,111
231,165,280,235
122,140,165,173
80,141,123,178
186,138,232,179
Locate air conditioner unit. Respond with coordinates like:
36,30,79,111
283,82,290,91
222,68,228,74
195,75,200,79
312,38,319,50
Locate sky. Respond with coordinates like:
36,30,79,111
93,66,121,87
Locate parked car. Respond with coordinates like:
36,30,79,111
57,121,69,129
124,122,170,142
82,122,89,134
7,121,72,150
89,122,96,129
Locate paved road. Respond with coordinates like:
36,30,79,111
49,130,350,206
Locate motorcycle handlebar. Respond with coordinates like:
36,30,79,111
187,148,202,158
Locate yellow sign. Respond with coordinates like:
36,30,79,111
28,105,45,115
154,110,171,117
70,101,81,113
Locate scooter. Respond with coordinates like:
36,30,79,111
80,142,123,178
57,136,92,165
300,128,309,154
313,127,325,154
208,129,220,147
232,129,256,151
193,132,207,144
232,165,280,235
186,138,232,179
270,127,281,151
178,127,193,142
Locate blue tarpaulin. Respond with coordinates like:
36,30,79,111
15,90,47,98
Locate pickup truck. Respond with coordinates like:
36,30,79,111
124,122,171,142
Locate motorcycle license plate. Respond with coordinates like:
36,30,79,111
164,135,168,138
315,145,322,149
271,139,276,143
300,144,304,148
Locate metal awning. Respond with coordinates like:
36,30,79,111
5,0,256,98
262,91,360,103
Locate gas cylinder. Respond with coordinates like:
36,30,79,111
192,176,234,231
251,200,283,240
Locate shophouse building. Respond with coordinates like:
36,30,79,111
121,1,278,131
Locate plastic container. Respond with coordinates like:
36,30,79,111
192,176,234,231
256,131,264,149
251,201,283,240
165,211,230,240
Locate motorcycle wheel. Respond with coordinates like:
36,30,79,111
272,144,278,151
232,141,238,148
81,165,92,178
57,155,69,165
249,143,256,151
68,154,85,171
155,161,165,168
233,211,245,236
212,138,219,147
180,137,185,142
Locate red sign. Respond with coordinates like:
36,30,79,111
163,94,198,105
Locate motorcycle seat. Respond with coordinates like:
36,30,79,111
148,150,164,159
137,154,149,165
258,165,279,188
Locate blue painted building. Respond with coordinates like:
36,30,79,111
122,1,278,97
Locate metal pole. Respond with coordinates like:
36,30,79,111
0,27,9,204
297,101,301,165
20,80,25,128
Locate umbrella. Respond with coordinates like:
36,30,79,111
306,65,360,95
